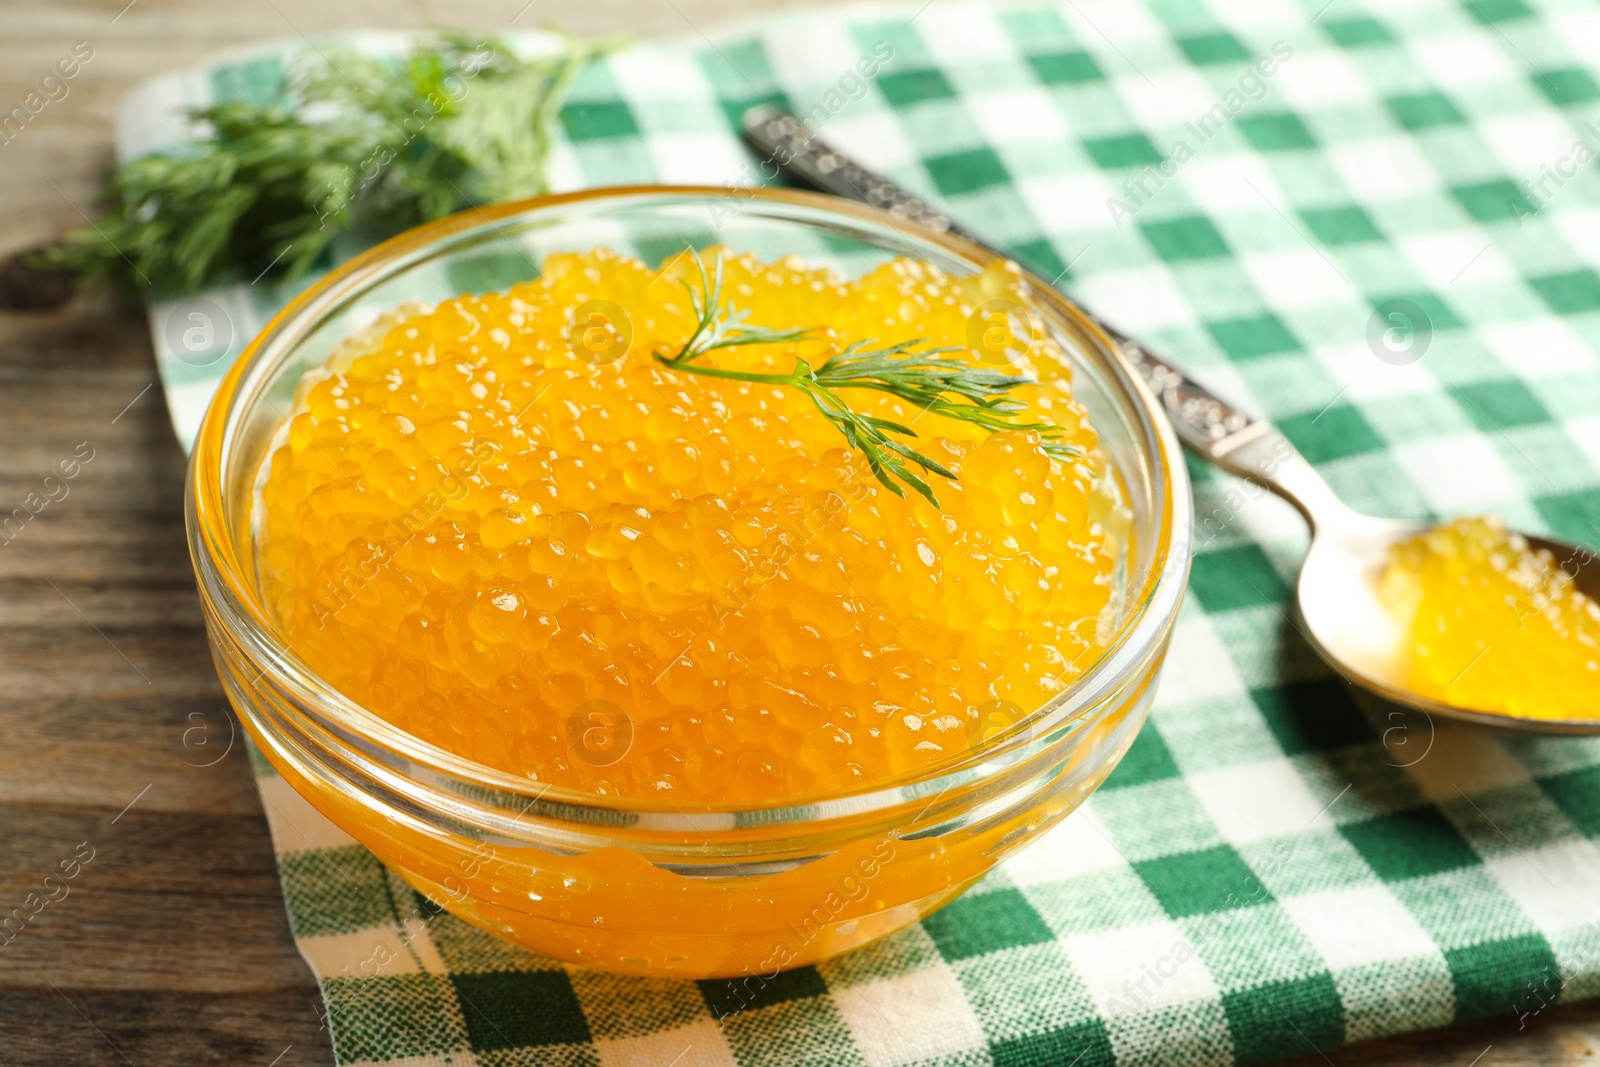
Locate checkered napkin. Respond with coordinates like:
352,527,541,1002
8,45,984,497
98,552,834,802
130,0,1600,1063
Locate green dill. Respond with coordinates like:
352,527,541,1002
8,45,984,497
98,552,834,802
45,31,619,296
670,250,814,361
655,250,1083,506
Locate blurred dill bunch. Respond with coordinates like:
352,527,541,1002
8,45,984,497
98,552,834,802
45,31,618,297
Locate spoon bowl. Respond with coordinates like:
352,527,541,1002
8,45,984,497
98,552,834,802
1111,328,1600,735
1298,517,1600,734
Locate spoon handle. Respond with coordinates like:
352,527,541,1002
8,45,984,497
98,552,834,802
741,106,1353,532
1103,330,1353,531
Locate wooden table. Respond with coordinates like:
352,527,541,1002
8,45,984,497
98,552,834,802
2,1,1597,1063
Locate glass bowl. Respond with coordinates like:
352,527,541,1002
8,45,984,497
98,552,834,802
187,185,1192,980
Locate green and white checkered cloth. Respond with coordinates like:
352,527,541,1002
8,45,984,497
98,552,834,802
133,0,1600,1062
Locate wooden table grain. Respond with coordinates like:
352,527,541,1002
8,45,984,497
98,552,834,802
1,2,1597,1064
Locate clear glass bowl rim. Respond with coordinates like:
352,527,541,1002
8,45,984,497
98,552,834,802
186,183,1193,819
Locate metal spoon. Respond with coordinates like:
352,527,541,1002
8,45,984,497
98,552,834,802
742,105,1600,735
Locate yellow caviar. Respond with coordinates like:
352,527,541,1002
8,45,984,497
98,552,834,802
256,247,1125,802
1381,515,1600,719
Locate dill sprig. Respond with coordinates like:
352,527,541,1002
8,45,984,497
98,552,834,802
655,250,1083,506
44,31,618,296
670,250,814,361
